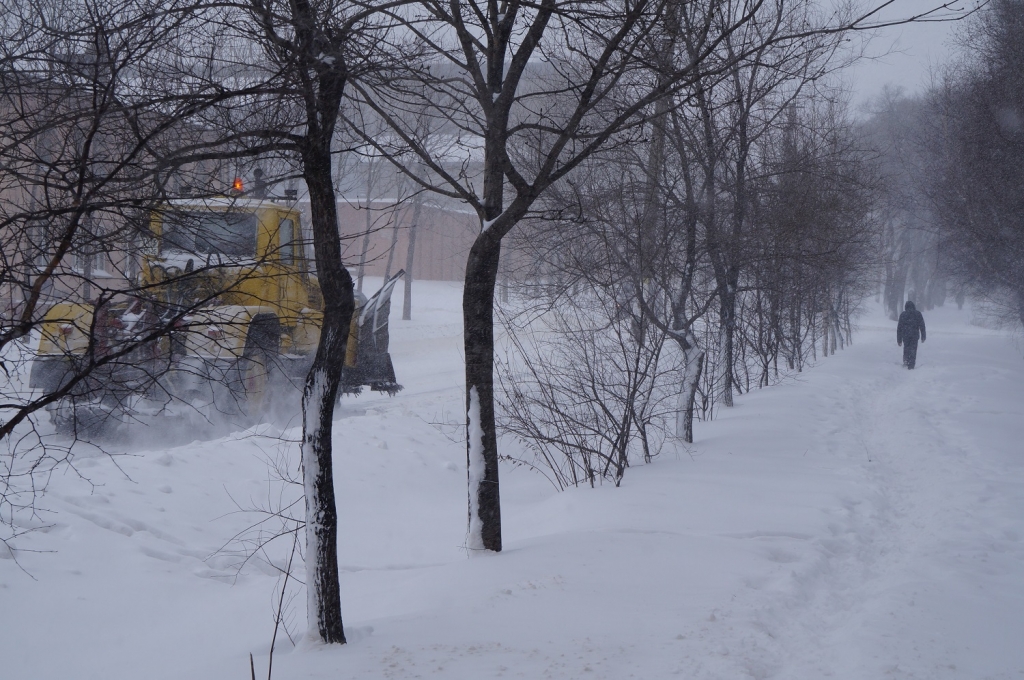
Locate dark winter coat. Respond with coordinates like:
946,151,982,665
897,301,926,345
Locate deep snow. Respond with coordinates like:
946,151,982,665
2,282,1023,680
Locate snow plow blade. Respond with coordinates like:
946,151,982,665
342,270,404,395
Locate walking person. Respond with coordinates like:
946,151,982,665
897,300,926,369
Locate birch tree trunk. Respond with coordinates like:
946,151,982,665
675,335,705,443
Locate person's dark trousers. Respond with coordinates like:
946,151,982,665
903,339,919,369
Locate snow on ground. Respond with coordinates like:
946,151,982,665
2,282,1023,680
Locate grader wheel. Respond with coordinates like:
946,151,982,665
238,347,271,415
235,317,280,420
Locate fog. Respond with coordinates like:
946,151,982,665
845,0,966,106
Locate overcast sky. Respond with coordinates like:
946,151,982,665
841,0,973,110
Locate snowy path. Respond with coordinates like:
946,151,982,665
786,314,1024,680
2,289,1023,680
718,309,1024,680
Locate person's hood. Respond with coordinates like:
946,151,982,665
905,301,916,311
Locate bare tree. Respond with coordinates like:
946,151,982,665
213,0,408,644
497,282,671,489
505,0,869,443
345,0,954,552
746,98,875,375
498,86,874,486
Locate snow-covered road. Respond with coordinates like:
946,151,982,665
2,286,1022,679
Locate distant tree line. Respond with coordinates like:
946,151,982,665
926,0,1024,328
861,0,1024,328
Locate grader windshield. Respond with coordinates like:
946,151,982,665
160,211,258,258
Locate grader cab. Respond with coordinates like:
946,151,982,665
30,197,403,436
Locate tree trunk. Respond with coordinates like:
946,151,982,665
383,211,400,281
356,201,372,293
675,335,705,443
719,291,736,407
883,256,896,318
402,196,422,321
821,314,830,357
890,260,908,320
462,28,510,552
300,146,350,645
464,232,502,552
811,309,818,360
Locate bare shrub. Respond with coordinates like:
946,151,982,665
497,286,672,489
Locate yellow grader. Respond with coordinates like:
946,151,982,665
30,196,403,436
